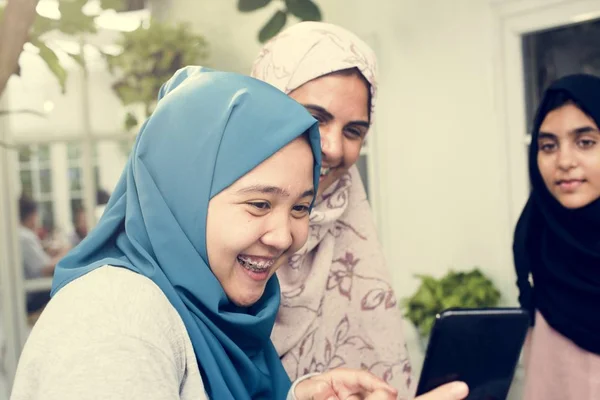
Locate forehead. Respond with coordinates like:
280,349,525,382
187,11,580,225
227,138,314,192
540,104,598,134
290,73,370,119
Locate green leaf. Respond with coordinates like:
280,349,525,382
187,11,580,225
68,52,86,68
124,112,138,131
31,15,62,38
258,10,286,43
238,0,271,12
100,0,125,11
112,82,140,105
58,0,96,35
285,0,321,21
33,40,67,93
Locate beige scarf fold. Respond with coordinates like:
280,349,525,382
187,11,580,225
252,22,413,398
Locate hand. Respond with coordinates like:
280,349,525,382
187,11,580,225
294,368,398,400
415,382,469,400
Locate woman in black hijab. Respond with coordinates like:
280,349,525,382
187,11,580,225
513,73,600,399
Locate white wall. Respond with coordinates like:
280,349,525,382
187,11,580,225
153,0,520,304
373,0,517,304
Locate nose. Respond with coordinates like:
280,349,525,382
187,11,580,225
556,146,577,171
320,124,344,167
260,212,293,252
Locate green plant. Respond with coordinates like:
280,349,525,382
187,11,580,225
403,268,501,338
237,0,322,43
104,20,209,130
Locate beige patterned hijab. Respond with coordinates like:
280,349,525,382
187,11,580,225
251,22,413,398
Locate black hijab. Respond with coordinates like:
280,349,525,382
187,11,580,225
513,73,600,355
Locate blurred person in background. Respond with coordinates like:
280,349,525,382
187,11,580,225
18,195,68,314
69,207,88,247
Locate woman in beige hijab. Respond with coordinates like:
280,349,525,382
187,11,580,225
252,22,469,400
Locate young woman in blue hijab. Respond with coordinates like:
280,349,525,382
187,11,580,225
10,67,399,400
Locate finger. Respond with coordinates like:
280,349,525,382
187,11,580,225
331,371,397,399
294,377,338,400
364,388,399,400
415,382,469,400
352,371,397,395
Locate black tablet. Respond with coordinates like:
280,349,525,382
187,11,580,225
415,308,529,400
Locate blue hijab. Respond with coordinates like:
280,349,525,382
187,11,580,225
52,66,321,399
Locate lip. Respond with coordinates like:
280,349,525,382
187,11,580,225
556,179,585,193
236,255,276,282
238,254,277,264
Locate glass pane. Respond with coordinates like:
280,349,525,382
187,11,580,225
70,198,83,214
37,144,50,162
67,143,81,160
38,201,54,233
356,155,369,201
522,18,600,131
20,170,33,197
39,169,52,193
18,146,32,163
68,167,83,191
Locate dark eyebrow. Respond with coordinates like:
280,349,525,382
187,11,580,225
348,120,370,129
539,126,599,140
236,185,315,199
570,126,599,136
303,104,370,129
538,132,557,140
303,104,333,121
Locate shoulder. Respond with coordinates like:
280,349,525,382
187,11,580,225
19,227,38,244
13,266,207,400
37,266,189,368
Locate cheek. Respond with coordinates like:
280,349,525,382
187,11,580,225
537,155,554,182
582,154,600,185
207,209,260,261
342,140,363,166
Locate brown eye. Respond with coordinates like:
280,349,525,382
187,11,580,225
291,204,310,218
249,202,269,210
577,139,596,149
344,128,363,140
539,142,557,153
246,201,271,215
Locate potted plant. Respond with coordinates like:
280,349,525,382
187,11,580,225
105,19,209,132
403,268,501,347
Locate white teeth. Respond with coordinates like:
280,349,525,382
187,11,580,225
237,256,274,272
320,167,330,177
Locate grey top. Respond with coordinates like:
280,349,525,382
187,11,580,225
19,226,50,280
11,266,304,400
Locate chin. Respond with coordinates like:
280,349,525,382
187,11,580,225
556,195,597,210
229,290,265,308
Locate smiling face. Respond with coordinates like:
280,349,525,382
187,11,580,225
289,69,371,197
205,136,315,307
537,102,600,209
